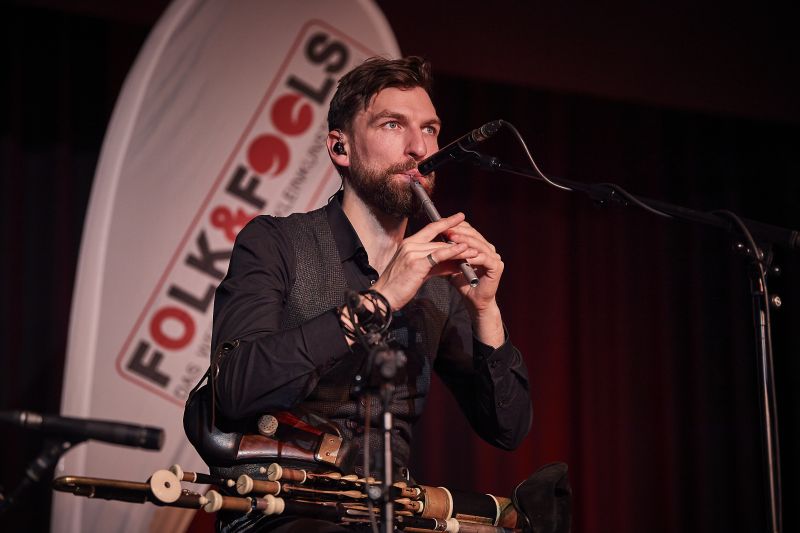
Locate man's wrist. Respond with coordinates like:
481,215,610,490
468,299,501,321
470,301,504,348
370,280,397,310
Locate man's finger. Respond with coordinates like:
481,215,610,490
425,242,470,266
410,212,466,243
448,231,496,255
447,224,492,248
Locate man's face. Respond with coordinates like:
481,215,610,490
345,86,440,217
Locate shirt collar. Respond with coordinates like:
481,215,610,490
325,190,365,263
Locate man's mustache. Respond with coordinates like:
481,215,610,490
385,158,419,175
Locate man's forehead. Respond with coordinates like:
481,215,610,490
361,86,438,121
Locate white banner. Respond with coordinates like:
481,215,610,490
54,1,399,531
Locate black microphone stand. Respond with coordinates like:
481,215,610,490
355,345,406,533
0,438,79,516
0,411,165,518
349,297,406,533
468,152,792,533
375,348,405,533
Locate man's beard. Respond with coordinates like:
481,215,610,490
347,151,436,218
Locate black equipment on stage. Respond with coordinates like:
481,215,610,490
51,461,572,533
0,410,164,516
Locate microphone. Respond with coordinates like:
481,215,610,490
0,410,165,450
346,290,376,323
418,120,503,175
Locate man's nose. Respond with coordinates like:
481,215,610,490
405,128,428,160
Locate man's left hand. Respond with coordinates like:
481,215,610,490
445,221,505,348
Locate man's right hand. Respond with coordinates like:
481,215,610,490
372,212,479,310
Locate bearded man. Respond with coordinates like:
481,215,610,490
207,56,532,532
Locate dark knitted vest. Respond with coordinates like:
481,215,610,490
274,206,452,471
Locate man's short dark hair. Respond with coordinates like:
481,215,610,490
327,56,432,133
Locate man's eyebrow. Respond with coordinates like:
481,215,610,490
370,110,442,128
424,117,442,128
369,110,407,123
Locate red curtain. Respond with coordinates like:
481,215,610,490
410,80,800,533
2,6,799,533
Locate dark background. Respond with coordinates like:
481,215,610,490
2,1,799,532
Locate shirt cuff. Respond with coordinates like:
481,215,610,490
300,307,352,371
472,326,513,370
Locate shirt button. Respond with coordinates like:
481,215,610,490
490,359,498,369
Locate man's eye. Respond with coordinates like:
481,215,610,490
423,126,438,135
384,121,400,129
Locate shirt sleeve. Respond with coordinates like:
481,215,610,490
211,216,351,419
433,286,533,450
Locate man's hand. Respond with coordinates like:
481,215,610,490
445,220,505,347
372,212,479,310
372,213,505,348
444,220,504,312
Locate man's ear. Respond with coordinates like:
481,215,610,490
327,130,349,168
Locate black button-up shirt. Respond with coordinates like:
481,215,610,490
212,193,532,452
